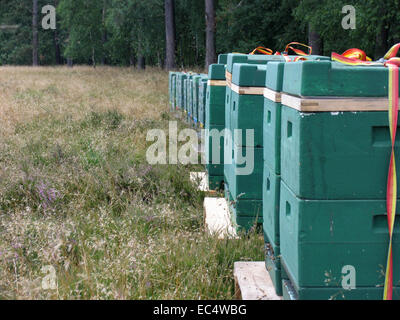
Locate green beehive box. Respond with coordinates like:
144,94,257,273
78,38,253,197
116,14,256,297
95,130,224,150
205,63,227,188
223,144,263,231
205,124,225,176
282,279,400,300
184,74,194,118
171,73,178,111
263,164,283,296
176,73,187,110
228,143,263,200
226,187,262,231
281,60,400,200
265,242,283,296
224,55,278,153
223,131,233,200
198,75,208,128
224,80,234,195
192,75,201,126
206,64,226,126
280,101,400,200
231,63,266,148
188,78,194,123
263,62,285,174
168,72,177,111
280,180,400,292
232,205,262,231
183,78,187,114
208,174,224,191
263,163,281,246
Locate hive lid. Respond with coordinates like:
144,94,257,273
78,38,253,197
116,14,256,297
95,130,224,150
232,63,267,87
218,53,229,65
208,64,226,80
227,53,329,73
265,56,330,92
283,60,392,97
265,62,285,92
226,53,284,73
192,75,202,84
177,73,188,80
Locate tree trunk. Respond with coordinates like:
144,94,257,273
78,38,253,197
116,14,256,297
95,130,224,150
53,31,62,64
53,0,62,64
375,28,388,59
138,56,146,70
130,53,136,67
32,0,39,66
205,0,216,69
67,58,73,68
374,5,388,59
308,23,322,56
92,46,96,68
101,0,107,65
164,0,176,70
89,30,96,68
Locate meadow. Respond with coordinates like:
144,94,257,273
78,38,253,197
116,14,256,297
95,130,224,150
0,66,263,299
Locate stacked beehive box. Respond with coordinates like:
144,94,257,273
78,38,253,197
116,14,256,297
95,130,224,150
168,72,177,111
176,72,187,111
224,54,288,231
198,74,209,129
262,56,331,296
205,54,228,190
279,60,400,300
192,75,202,127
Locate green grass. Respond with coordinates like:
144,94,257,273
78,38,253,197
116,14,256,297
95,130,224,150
0,66,264,299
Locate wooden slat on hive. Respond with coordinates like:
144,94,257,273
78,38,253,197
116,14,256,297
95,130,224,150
281,93,388,112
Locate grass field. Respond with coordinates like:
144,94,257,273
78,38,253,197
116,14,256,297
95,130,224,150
0,66,263,299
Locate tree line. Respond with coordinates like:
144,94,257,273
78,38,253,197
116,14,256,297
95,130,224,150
0,0,398,69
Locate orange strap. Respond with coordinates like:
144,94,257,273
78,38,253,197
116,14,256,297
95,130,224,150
332,48,377,65
249,47,273,55
249,42,312,62
283,42,312,56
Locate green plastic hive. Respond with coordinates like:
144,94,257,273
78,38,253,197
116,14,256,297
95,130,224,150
205,124,225,189
198,75,208,127
280,104,400,200
192,75,202,125
207,64,226,126
228,143,263,200
263,62,285,174
230,64,266,148
280,180,400,290
282,279,400,300
176,73,187,110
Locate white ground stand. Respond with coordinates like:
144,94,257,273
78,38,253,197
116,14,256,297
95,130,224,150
234,262,283,300
203,197,238,239
190,171,213,193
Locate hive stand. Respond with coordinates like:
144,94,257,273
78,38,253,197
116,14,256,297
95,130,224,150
203,197,238,239
190,172,218,195
234,262,283,300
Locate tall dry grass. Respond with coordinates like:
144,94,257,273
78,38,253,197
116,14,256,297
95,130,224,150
0,66,263,300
